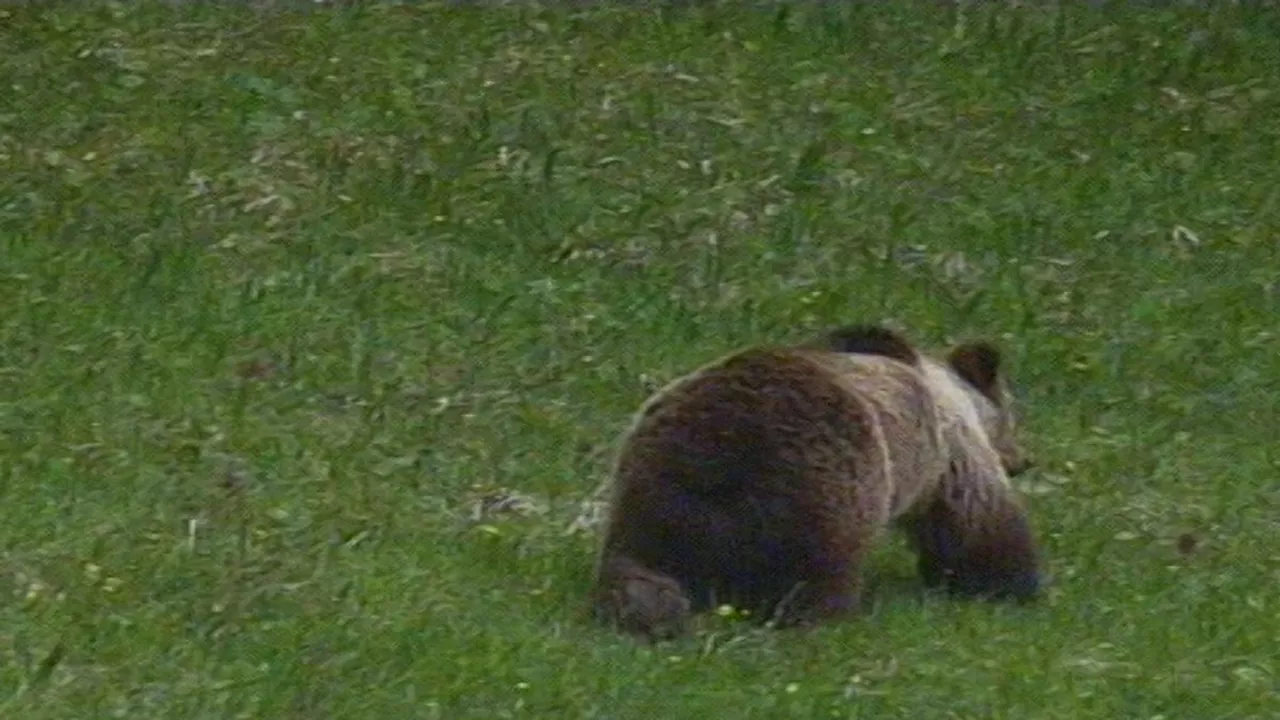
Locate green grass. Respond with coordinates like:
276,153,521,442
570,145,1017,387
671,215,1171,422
2,1,1278,717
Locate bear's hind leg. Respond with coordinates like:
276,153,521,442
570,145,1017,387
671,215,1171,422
593,554,692,641
762,482,888,628
767,560,864,628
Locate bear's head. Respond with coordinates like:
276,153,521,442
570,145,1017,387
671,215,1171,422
944,342,1032,477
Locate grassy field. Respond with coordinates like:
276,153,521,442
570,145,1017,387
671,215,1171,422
2,1,1278,717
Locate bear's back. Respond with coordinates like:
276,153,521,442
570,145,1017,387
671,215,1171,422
618,347,879,498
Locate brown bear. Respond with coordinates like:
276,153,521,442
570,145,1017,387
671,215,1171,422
591,325,1041,641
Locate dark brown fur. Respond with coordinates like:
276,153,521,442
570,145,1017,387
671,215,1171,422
591,333,1041,640
947,342,1003,405
815,324,920,367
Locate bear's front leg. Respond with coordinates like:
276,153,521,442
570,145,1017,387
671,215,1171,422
910,484,1042,603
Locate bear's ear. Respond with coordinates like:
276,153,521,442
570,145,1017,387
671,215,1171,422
818,325,919,366
947,342,1003,404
